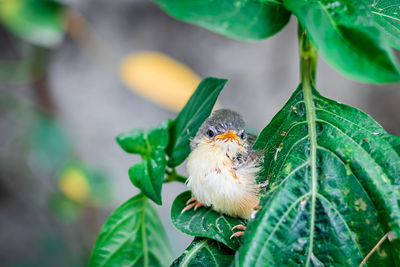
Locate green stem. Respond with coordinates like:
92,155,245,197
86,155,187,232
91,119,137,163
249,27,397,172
298,23,317,86
298,22,318,267
164,168,187,183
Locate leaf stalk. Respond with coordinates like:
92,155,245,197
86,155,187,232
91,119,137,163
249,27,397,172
164,168,187,183
298,23,317,86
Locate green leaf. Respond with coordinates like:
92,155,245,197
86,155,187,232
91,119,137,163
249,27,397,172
89,194,173,267
235,84,400,266
171,191,246,250
0,0,66,47
167,77,226,167
370,0,400,49
116,129,149,156
117,119,170,157
117,120,171,205
171,237,234,267
129,149,166,205
284,0,400,83
152,0,291,41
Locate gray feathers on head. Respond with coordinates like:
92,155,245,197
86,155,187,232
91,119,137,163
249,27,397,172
191,109,247,149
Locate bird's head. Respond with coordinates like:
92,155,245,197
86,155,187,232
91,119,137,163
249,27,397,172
191,109,248,156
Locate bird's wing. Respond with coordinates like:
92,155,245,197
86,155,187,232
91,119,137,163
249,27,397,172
246,133,258,148
233,133,263,169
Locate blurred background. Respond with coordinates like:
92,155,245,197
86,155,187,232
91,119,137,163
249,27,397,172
1,0,399,266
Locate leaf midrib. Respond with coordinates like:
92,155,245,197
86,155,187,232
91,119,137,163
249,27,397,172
303,83,317,267
141,199,149,267
98,199,148,266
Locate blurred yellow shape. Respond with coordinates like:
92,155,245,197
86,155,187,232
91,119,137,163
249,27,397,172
119,52,202,112
59,168,90,203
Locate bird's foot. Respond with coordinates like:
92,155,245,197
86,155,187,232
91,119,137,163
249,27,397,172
181,197,204,214
230,224,247,239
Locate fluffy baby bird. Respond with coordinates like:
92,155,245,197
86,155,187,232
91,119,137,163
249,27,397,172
184,109,261,229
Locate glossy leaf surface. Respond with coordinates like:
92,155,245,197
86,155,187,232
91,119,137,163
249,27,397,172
171,191,246,250
117,120,171,204
0,0,66,47
167,77,226,167
171,237,234,267
370,0,400,49
284,0,400,83
235,85,400,266
89,194,172,267
152,0,291,41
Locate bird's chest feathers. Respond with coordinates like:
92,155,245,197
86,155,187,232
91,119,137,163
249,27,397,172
187,142,250,200
188,143,237,181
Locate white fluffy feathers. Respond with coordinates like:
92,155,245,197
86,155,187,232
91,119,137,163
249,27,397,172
186,136,260,219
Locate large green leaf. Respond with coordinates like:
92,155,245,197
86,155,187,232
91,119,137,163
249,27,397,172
117,120,171,205
171,191,246,250
152,0,291,41
166,77,226,167
370,0,400,49
89,194,173,267
0,0,66,47
171,237,234,267
235,84,400,266
284,0,400,83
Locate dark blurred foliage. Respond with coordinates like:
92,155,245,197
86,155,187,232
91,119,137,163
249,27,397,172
0,4,111,263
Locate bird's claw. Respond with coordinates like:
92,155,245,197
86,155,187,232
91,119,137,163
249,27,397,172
194,202,204,210
230,224,247,239
232,224,247,230
181,197,204,214
186,197,197,205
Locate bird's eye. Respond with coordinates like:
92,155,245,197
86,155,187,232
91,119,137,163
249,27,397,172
207,129,215,138
240,132,245,139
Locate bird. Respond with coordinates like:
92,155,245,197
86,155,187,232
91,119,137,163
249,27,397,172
183,109,262,237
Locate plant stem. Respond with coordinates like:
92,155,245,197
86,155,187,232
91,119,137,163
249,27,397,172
164,168,187,183
298,23,317,86
298,22,318,267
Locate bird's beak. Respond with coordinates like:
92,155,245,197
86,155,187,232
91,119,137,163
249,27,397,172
214,131,240,143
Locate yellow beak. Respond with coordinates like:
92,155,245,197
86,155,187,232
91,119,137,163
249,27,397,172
214,131,240,143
